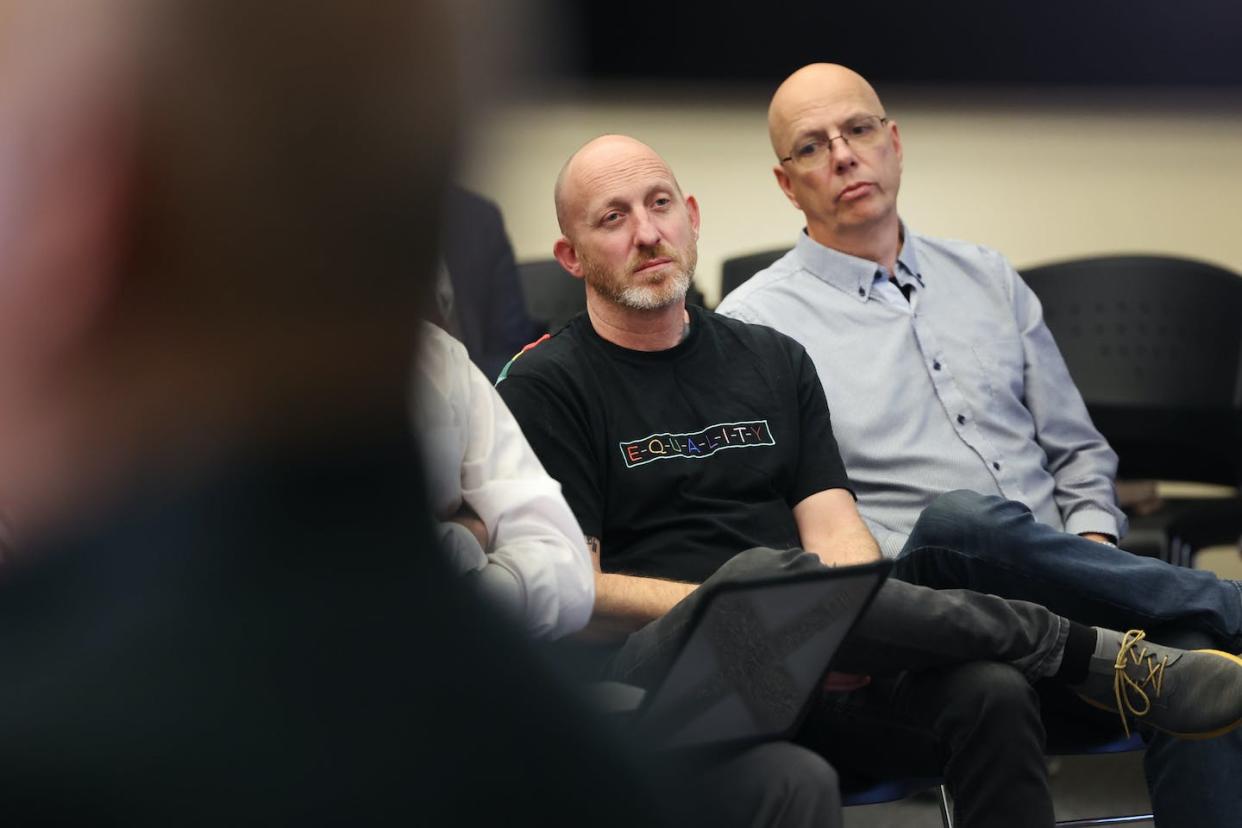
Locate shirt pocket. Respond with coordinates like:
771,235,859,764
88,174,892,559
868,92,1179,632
971,337,1026,406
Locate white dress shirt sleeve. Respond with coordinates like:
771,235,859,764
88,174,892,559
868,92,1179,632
415,324,594,639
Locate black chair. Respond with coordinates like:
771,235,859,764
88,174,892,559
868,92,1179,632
1021,254,1242,564
686,282,708,309
517,259,584,333
720,247,790,302
518,258,709,332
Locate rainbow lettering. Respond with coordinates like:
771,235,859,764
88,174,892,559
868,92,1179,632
619,420,775,469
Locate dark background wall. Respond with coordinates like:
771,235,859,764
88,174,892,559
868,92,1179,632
553,0,1242,87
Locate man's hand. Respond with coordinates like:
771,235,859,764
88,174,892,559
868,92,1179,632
449,503,488,550
1079,532,1115,546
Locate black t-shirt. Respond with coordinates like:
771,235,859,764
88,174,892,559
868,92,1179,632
497,306,851,584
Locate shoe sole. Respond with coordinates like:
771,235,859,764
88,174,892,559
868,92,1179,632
1077,649,1242,741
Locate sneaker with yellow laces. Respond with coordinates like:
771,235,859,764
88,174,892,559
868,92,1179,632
1075,628,1242,740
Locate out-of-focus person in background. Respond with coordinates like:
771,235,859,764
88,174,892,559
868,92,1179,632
435,186,544,381
717,61,1242,827
0,1,684,823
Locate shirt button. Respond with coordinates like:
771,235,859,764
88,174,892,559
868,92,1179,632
957,414,966,425
857,287,865,297
933,361,941,371
993,462,1001,470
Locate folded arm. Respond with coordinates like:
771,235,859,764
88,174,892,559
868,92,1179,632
418,324,594,640
579,484,881,641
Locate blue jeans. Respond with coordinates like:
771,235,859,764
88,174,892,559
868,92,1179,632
896,489,1242,828
895,490,1242,652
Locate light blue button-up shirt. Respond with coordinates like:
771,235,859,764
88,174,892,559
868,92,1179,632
717,227,1125,558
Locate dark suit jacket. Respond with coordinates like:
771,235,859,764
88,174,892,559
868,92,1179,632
442,188,543,382
0,423,669,824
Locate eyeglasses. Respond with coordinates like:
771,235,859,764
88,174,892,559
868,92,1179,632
780,115,890,169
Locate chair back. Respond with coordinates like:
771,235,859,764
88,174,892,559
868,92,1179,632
1022,255,1242,486
720,248,790,301
518,259,584,332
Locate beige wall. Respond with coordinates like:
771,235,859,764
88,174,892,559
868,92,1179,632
461,86,1242,306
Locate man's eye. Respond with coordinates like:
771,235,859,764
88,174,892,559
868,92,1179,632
848,122,875,137
653,197,671,207
796,141,821,157
603,212,622,223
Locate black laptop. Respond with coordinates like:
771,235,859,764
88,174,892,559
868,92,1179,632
635,560,891,751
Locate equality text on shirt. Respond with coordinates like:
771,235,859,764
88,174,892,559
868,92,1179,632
619,420,775,469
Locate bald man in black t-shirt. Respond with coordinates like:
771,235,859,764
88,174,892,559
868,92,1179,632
497,134,1242,828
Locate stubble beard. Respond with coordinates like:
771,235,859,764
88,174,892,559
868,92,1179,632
581,246,697,312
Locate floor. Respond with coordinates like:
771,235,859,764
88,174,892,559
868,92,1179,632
843,751,1153,827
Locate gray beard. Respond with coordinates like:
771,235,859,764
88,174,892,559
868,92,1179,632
614,267,693,311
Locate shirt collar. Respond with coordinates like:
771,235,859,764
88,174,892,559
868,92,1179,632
894,227,925,289
794,222,925,302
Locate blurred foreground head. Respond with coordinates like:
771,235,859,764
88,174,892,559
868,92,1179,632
0,7,698,825
0,0,455,534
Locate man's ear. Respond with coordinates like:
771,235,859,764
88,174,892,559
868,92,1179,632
552,236,584,280
685,194,701,239
889,120,903,170
0,98,131,369
773,165,801,210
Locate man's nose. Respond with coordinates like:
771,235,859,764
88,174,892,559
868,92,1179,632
632,209,661,248
830,137,859,173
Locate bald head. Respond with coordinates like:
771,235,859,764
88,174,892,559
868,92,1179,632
763,62,904,265
0,0,460,528
768,63,886,158
554,134,683,236
549,134,700,319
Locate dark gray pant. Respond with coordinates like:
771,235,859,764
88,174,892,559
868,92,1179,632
691,742,842,828
607,548,1068,828
898,489,1242,827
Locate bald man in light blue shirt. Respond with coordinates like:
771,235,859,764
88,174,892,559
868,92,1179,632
720,225,1124,557
718,62,1242,828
